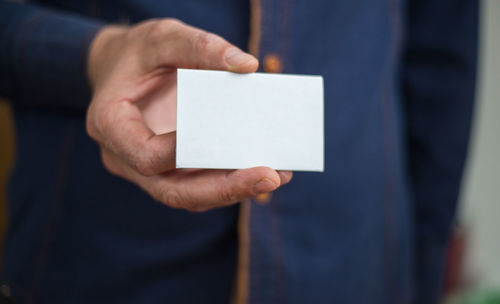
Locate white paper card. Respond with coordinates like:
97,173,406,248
176,69,324,172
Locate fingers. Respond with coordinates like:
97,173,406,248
278,171,294,185
88,99,176,176
101,149,293,212
159,168,292,210
158,167,280,211
141,19,258,73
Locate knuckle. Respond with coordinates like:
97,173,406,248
141,20,183,67
154,20,171,35
133,156,155,176
147,19,182,43
85,114,98,141
163,18,183,27
139,145,163,175
100,151,120,177
95,106,112,134
134,19,158,30
194,31,216,54
86,103,107,142
159,188,182,208
218,186,238,203
157,187,205,212
132,19,158,35
133,138,168,177
143,21,168,46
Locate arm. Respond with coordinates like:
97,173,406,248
1,2,292,210
402,1,479,303
0,0,102,110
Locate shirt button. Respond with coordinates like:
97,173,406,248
255,193,272,204
263,53,283,73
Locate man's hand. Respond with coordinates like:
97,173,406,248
86,19,292,211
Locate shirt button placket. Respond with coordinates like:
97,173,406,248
256,52,282,203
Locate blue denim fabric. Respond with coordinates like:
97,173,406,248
0,0,478,303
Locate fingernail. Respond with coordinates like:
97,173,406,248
253,178,278,194
278,171,293,185
225,47,255,67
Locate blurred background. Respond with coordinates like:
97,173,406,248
0,0,498,303
452,0,500,302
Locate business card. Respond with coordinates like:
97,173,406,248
176,69,324,172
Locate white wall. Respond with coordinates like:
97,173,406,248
459,0,500,290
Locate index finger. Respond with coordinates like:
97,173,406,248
92,98,176,176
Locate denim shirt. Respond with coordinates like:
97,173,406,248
0,0,478,303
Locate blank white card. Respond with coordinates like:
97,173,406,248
176,69,324,172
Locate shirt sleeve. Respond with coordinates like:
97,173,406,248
0,0,104,111
402,1,479,303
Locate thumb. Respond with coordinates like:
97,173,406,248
144,19,258,73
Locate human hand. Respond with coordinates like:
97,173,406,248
86,19,292,211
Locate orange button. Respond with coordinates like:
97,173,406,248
255,193,272,204
263,53,283,73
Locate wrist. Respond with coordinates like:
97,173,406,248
88,25,128,90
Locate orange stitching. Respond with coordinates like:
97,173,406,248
248,0,262,57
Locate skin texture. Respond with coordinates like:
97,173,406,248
86,19,292,211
